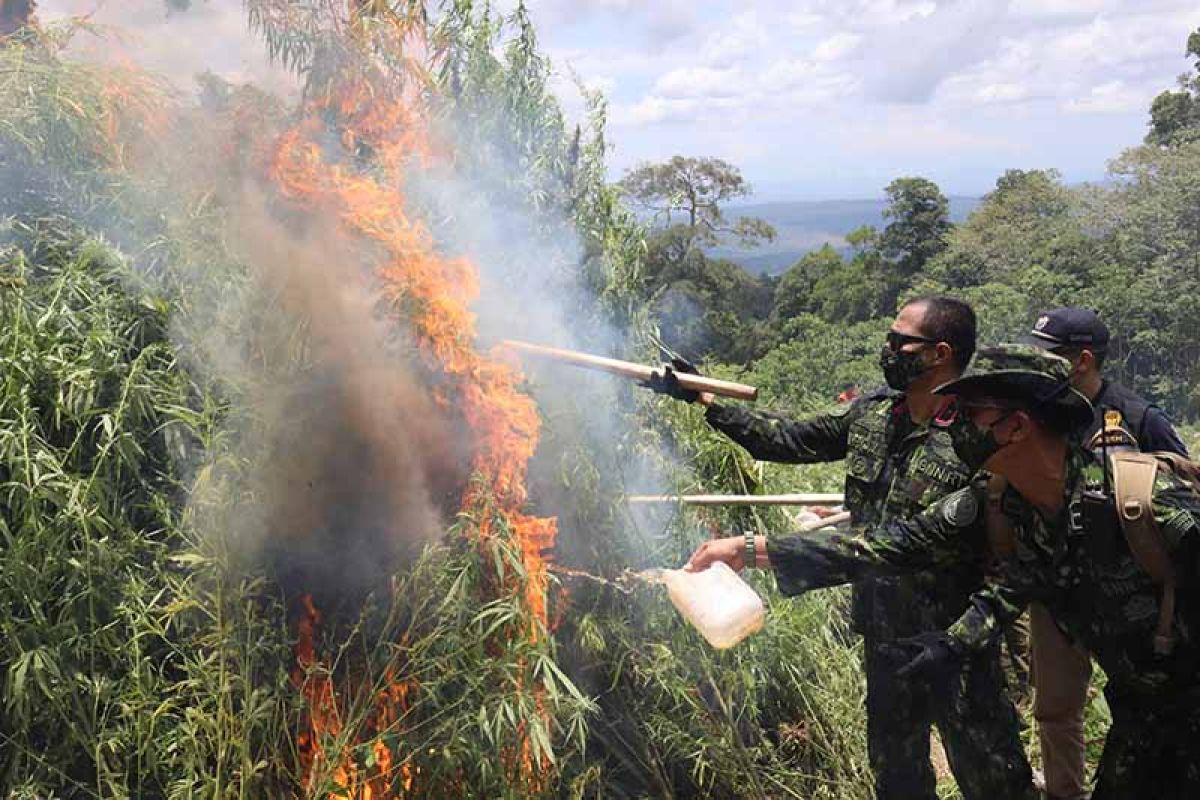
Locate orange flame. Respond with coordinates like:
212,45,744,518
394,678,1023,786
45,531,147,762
277,28,557,800
292,596,415,798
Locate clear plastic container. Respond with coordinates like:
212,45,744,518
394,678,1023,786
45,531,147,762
661,561,765,649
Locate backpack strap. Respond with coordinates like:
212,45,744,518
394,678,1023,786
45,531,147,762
1110,451,1176,655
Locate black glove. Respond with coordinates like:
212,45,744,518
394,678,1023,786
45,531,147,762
888,631,965,687
641,357,701,403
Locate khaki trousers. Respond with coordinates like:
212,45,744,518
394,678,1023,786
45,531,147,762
1030,602,1093,800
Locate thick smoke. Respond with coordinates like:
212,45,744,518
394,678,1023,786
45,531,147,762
23,4,676,602
39,0,297,97
228,200,470,600
408,133,677,571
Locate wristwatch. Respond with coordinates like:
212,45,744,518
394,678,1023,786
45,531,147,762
744,531,756,569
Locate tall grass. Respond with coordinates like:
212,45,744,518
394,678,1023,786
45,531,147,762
0,14,885,799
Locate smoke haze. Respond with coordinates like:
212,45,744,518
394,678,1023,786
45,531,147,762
12,3,675,602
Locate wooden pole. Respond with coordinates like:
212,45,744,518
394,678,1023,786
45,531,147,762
499,340,758,402
627,493,844,506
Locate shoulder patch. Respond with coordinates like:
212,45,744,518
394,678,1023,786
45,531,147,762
942,488,980,527
1104,409,1123,430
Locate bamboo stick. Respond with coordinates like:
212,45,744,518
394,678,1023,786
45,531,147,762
499,339,758,401
627,493,844,506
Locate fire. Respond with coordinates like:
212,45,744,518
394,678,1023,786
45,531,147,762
274,15,557,799
291,596,415,798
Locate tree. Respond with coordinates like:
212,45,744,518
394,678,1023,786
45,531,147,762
619,156,778,363
925,169,1094,289
1085,141,1200,415
618,155,776,250
879,176,951,277
1147,27,1200,146
771,245,842,323
845,224,879,255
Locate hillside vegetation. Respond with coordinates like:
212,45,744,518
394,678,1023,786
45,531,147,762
1,4,1199,800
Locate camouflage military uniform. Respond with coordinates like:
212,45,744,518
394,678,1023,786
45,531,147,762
766,431,1200,799
706,393,1033,800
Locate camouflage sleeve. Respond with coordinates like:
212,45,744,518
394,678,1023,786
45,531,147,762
767,482,988,596
945,504,1065,652
703,401,856,464
1153,470,1200,552
946,581,1030,653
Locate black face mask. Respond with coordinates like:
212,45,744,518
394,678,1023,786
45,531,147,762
879,344,929,391
948,411,1014,472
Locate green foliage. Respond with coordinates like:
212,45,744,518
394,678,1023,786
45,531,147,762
755,316,890,409
0,11,603,797
1146,27,1200,146
615,155,780,362
772,245,888,328
566,581,870,800
771,245,841,323
1082,141,1200,414
0,28,163,190
641,233,775,363
0,220,293,797
925,169,1094,289
876,177,951,310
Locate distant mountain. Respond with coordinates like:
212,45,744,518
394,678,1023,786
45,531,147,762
708,196,982,275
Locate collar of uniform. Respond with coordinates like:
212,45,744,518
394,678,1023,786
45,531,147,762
890,393,954,424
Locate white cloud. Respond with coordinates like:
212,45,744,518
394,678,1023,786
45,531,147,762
1063,80,1148,114
785,10,824,31
975,82,1034,104
810,0,937,26
653,66,744,99
858,0,1010,102
812,32,862,62
761,59,822,92
699,11,769,67
556,0,1200,191
1008,0,1110,21
525,0,697,43
616,96,704,126
49,0,1199,196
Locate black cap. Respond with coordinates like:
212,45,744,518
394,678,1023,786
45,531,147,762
1019,307,1110,352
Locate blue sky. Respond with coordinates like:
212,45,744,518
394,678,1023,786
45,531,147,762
40,1,1200,202
516,0,1200,200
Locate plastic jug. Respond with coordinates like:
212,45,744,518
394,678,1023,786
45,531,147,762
661,561,765,649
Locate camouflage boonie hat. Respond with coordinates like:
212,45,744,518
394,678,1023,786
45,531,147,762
933,344,1094,432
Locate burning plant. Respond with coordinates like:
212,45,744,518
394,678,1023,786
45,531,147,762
0,4,872,799
251,3,579,795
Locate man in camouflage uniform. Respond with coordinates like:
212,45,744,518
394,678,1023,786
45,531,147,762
649,297,1034,800
690,345,1200,799
1020,307,1190,800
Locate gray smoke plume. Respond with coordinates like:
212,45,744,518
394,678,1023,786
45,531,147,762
20,4,680,604
224,199,471,600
